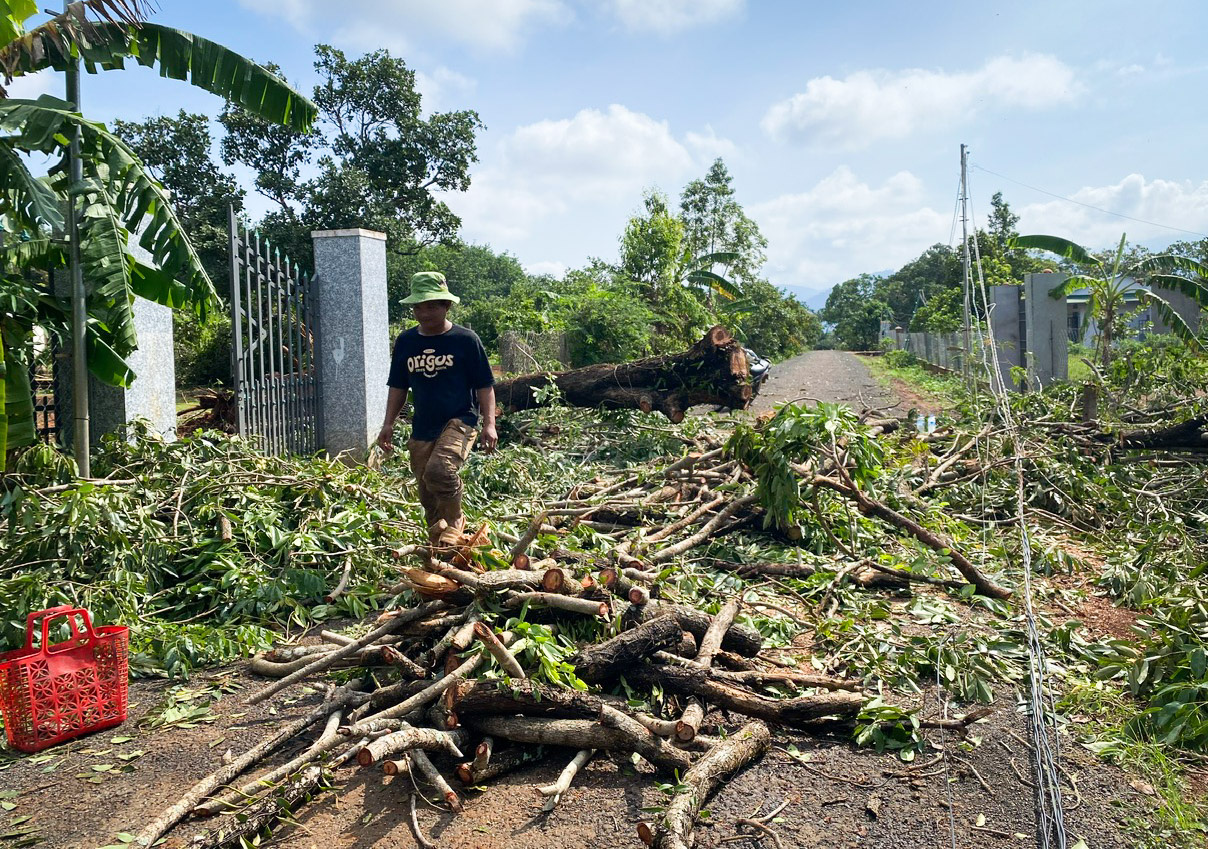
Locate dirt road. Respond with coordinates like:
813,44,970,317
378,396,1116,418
751,350,898,414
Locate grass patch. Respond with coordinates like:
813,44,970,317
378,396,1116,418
863,350,964,408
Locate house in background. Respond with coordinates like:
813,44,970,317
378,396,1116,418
1066,277,1205,346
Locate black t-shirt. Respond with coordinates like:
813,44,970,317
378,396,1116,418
387,324,495,441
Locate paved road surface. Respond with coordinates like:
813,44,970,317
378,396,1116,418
749,349,899,415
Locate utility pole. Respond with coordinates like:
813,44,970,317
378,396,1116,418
65,0,90,476
959,143,973,387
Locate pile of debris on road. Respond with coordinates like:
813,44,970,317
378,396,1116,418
135,419,999,849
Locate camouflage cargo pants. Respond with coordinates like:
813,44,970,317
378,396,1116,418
408,418,477,544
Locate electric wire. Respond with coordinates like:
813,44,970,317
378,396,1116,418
971,163,1208,239
964,164,1071,849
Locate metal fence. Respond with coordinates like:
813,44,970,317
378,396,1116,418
29,326,63,444
499,330,569,373
228,207,321,455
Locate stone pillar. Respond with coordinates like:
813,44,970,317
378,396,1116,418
989,285,1023,392
59,297,177,448
1023,273,1069,387
1150,283,1205,336
311,228,390,458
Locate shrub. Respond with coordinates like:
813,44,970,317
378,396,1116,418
175,309,232,387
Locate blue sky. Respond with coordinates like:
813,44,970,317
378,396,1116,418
15,0,1208,302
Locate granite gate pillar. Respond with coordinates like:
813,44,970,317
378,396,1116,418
311,228,390,458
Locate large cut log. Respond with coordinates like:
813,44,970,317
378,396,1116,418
452,679,604,719
466,716,692,774
494,326,752,422
569,615,683,684
1120,415,1208,454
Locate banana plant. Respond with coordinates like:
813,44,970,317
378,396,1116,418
681,250,743,302
0,0,316,457
1012,233,1208,367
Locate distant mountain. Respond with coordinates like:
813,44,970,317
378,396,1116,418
777,284,833,312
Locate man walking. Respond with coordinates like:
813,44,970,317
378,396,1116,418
378,272,497,549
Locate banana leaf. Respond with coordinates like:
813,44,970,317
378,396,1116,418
0,329,35,454
1,18,315,132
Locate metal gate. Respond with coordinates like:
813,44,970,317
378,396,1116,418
29,328,63,444
228,207,321,455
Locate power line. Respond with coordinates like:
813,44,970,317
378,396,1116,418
971,163,1208,240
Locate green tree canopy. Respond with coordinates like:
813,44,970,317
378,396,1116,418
679,158,767,288
0,0,315,456
220,44,481,264
821,274,890,350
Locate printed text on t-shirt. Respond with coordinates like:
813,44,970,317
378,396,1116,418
408,349,455,377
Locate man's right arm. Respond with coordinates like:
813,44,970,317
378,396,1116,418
377,387,408,452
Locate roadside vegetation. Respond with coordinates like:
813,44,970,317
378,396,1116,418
5,332,1208,844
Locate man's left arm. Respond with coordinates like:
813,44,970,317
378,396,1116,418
476,386,497,453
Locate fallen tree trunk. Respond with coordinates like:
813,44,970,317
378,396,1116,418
494,326,752,422
1119,415,1208,454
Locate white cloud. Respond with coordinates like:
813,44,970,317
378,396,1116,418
762,54,1081,149
503,105,695,199
415,67,477,112
610,0,744,34
750,166,949,289
524,260,568,277
237,0,568,52
5,70,55,100
685,125,739,162
448,105,734,266
1014,174,1208,250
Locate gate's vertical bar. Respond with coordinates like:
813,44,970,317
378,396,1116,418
282,259,295,454
229,207,248,437
273,245,287,455
253,232,267,451
245,228,258,440
288,260,303,453
308,268,323,452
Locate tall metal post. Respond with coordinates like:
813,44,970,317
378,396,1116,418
65,2,90,476
959,143,973,387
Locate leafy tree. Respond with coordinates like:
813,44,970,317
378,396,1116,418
0,0,314,455
113,110,244,299
725,277,821,359
876,244,961,326
558,274,654,367
221,44,482,265
987,191,1019,253
619,189,683,302
679,158,767,291
391,242,527,324
821,274,890,350
909,287,964,332
1013,232,1208,366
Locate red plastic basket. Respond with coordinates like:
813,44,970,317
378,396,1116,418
0,606,129,753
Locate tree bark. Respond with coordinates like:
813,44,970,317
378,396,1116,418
623,600,763,657
629,665,863,728
494,326,752,422
638,721,771,849
452,679,604,720
466,716,691,774
569,615,683,684
1120,415,1208,454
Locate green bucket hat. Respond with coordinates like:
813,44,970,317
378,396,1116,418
402,271,460,305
